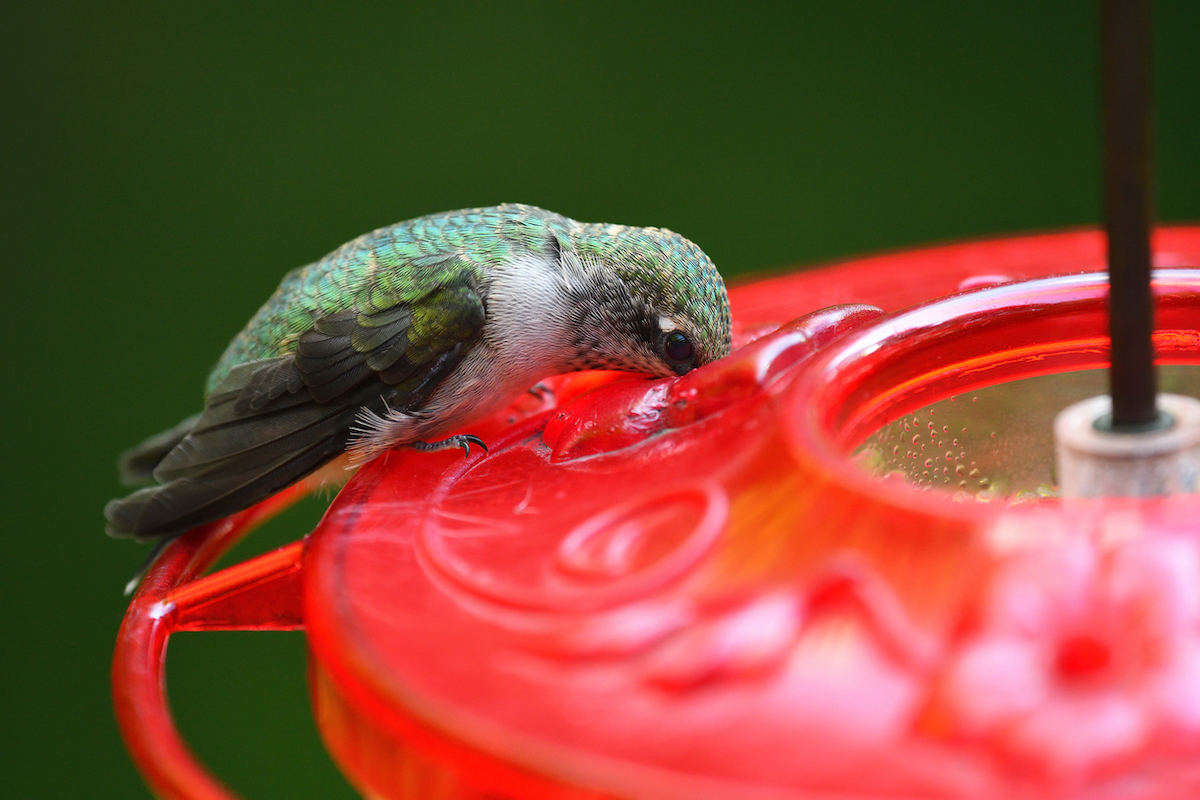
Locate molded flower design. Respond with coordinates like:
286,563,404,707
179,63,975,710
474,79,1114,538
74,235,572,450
925,531,1200,783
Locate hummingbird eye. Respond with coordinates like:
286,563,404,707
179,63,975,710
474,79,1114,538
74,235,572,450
661,330,696,367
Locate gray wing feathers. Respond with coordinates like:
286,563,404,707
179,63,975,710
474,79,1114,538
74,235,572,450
105,285,484,541
117,412,202,486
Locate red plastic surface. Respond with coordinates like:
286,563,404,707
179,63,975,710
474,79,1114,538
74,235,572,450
114,226,1200,800
113,488,306,800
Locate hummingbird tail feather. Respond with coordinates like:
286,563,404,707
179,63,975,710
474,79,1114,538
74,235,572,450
105,360,395,541
122,534,179,596
103,428,347,540
117,412,202,486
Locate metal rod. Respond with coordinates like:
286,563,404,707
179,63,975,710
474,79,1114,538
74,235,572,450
1102,0,1160,430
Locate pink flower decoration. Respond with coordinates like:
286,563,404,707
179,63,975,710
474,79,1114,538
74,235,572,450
930,533,1200,783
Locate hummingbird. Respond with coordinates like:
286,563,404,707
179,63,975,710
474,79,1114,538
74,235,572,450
106,203,732,569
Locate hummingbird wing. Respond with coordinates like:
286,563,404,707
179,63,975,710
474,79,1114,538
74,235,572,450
105,279,486,541
117,412,202,486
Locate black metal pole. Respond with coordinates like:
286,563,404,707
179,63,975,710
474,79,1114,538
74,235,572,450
1101,0,1161,430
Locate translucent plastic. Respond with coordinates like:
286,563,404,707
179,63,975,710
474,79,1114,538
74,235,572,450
113,227,1200,800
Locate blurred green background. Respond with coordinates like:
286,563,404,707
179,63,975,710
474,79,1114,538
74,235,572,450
2,1,1197,797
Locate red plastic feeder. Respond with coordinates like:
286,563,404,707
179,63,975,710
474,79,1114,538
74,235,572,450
114,227,1200,799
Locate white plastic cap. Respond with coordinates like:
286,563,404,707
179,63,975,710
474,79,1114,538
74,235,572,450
1054,393,1200,497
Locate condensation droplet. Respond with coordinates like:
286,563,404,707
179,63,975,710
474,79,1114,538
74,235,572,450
924,458,934,468
944,451,954,461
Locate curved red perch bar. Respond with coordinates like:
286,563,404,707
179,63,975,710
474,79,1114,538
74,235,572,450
112,490,306,800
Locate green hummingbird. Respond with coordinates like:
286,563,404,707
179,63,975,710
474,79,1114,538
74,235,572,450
106,204,732,563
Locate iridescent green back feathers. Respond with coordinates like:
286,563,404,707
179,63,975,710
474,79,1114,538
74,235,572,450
206,204,730,394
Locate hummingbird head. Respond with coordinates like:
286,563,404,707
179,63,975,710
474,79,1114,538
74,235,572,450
561,223,732,378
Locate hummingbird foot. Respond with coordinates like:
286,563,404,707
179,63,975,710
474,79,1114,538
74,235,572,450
527,381,554,401
412,434,488,458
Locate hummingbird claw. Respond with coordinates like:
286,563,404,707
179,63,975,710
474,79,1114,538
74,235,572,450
527,382,554,401
413,434,489,459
